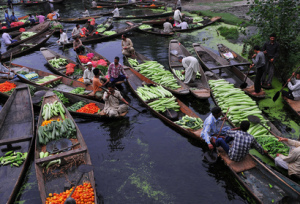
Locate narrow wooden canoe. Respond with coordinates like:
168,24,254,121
0,15,32,33
173,16,221,32
48,0,64,4
0,86,34,204
59,16,103,24
7,63,95,100
34,91,97,204
40,47,86,79
91,2,136,9
142,17,174,25
135,4,165,9
126,52,190,95
75,47,110,67
8,21,50,48
1,30,54,62
283,97,300,117
94,17,113,34
23,1,47,6
126,21,174,36
169,40,210,99
217,43,249,64
97,0,127,4
63,22,140,46
113,12,173,20
193,43,266,99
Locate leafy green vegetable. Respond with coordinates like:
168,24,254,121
137,85,172,101
148,97,180,112
20,32,36,40
53,90,69,104
139,24,152,30
70,87,86,95
67,101,87,112
102,31,117,36
73,68,83,76
49,58,68,69
96,65,108,75
175,115,203,130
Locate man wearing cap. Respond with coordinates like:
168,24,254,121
178,56,200,85
0,53,15,79
83,62,94,85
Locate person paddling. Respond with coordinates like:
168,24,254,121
250,45,266,96
282,72,300,101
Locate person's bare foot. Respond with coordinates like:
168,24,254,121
251,91,260,95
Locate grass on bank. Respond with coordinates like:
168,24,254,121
217,26,239,40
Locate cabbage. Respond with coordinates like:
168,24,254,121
20,32,36,40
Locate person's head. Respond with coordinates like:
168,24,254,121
84,7,87,11
240,121,250,132
211,107,222,119
5,10,8,13
114,56,120,64
269,33,276,42
12,12,14,15
122,34,127,40
76,24,80,28
51,10,54,13
87,21,91,26
178,56,183,63
114,5,117,8
60,28,63,33
107,82,115,93
87,62,93,70
75,36,80,41
253,45,260,53
93,68,100,76
296,71,300,80
165,18,169,22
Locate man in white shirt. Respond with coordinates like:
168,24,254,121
57,29,69,45
83,62,94,85
178,56,200,84
176,21,188,30
82,8,90,17
163,18,173,33
173,8,183,26
112,6,120,17
72,24,84,38
2,32,17,45
91,0,97,7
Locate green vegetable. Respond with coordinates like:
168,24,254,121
0,151,27,167
70,87,86,95
96,27,106,33
269,184,273,188
24,73,38,80
20,32,36,40
139,24,152,30
53,90,69,105
102,31,117,36
172,69,185,81
96,65,108,75
73,68,83,76
49,58,68,69
67,101,87,112
51,24,63,29
193,16,204,22
137,85,173,101
175,115,203,130
42,101,65,120
127,58,139,67
147,97,180,112
36,75,59,84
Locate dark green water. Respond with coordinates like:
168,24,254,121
0,1,299,204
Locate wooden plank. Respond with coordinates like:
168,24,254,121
209,62,251,70
285,98,300,116
0,136,32,146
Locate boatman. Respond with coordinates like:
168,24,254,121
275,137,300,181
72,24,84,38
82,7,90,17
36,13,45,23
176,21,188,30
103,83,129,117
0,52,15,79
163,18,173,33
261,33,280,87
108,56,127,83
57,29,69,45
112,5,120,17
85,21,95,37
282,72,300,101
173,7,183,26
250,45,265,96
2,32,17,45
83,62,94,85
5,10,10,28
178,56,200,85
200,107,230,150
47,11,56,20
10,12,18,22
217,121,267,161
91,0,97,7
89,68,105,100
73,36,85,54
121,34,135,57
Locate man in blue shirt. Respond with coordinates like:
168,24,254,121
10,12,18,22
200,107,230,150
4,10,10,28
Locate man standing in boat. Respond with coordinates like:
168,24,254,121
178,56,200,85
91,0,97,7
261,33,280,88
0,53,15,79
201,107,230,150
108,56,127,84
250,45,265,96
121,34,135,57
173,7,183,26
112,5,120,17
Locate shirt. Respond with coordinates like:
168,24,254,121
178,22,188,29
10,15,18,22
252,51,265,69
262,41,279,60
58,32,69,43
103,90,123,112
121,38,133,50
2,33,12,45
92,77,103,94
174,9,182,22
288,78,300,100
73,39,83,49
5,13,9,21
92,1,97,7
72,27,83,36
108,63,126,78
163,22,173,33
82,10,90,17
279,139,300,176
200,113,220,144
112,8,119,17
182,56,200,73
83,68,94,81
47,13,55,20
36,15,45,23
86,25,95,34
227,130,264,162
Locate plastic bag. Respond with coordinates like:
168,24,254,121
66,63,76,75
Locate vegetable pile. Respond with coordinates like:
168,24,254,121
24,72,39,80
76,103,100,114
175,115,203,130
137,85,173,101
127,58,139,67
77,77,84,82
49,58,68,69
53,90,69,105
0,151,27,167
36,75,59,84
172,69,185,81
67,101,87,112
66,63,76,76
70,87,86,95
192,16,204,22
46,182,95,204
96,27,106,33
208,79,289,157
102,31,117,36
139,24,152,30
131,60,181,89
20,31,36,40
148,97,180,112
0,81,16,93
42,101,66,120
51,24,63,30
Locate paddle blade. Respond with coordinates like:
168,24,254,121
273,91,280,102
240,82,248,89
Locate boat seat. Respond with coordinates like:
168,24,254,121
0,136,32,152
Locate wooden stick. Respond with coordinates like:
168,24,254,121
209,62,251,70
218,107,229,136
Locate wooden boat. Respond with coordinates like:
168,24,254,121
283,97,300,117
8,21,50,48
135,4,165,9
142,17,174,25
113,12,173,20
192,43,266,99
125,52,189,95
75,47,110,67
168,40,210,99
126,21,174,36
0,15,31,33
91,2,135,9
63,22,140,46
0,85,34,204
1,30,54,62
34,91,97,204
7,63,95,100
23,1,47,6
217,43,249,64
48,0,64,4
94,17,113,34
7,30,22,38
0,1,23,5
173,16,221,32
40,47,86,79
59,16,103,24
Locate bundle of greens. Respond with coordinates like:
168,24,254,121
70,87,86,95
96,65,108,75
128,58,139,66
175,115,203,130
172,69,185,81
193,16,204,22
0,151,28,167
102,31,117,36
96,27,106,33
49,58,68,69
67,101,87,112
36,75,59,84
137,85,172,101
42,101,66,120
73,68,83,76
20,32,36,40
53,90,69,104
51,24,63,29
139,24,152,30
148,97,180,112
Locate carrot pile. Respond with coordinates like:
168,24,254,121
41,119,60,126
76,103,100,114
77,77,84,82
0,81,17,93
46,182,95,204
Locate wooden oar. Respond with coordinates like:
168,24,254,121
217,107,229,137
273,66,300,102
209,62,251,70
247,115,280,138
240,68,251,89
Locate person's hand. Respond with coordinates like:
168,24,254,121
221,116,227,121
250,64,254,69
208,144,214,150
124,46,127,49
278,137,288,142
287,78,291,82
90,79,92,83
263,150,268,154
181,71,185,75
292,72,296,76
270,58,274,63
252,54,256,58
125,101,129,105
263,50,267,54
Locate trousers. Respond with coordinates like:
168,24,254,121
254,67,265,93
261,60,274,85
215,136,234,154
282,90,294,100
107,104,128,117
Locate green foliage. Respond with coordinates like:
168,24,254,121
246,0,300,79
217,26,239,40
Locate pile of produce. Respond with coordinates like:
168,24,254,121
51,24,63,30
39,151,49,158
133,61,181,89
46,182,95,204
11,21,25,27
96,65,108,75
137,85,173,101
73,69,83,76
208,79,289,157
128,58,139,66
67,101,87,112
65,63,76,75
96,27,106,33
38,118,76,145
189,23,203,29
193,16,204,22
148,97,180,112
78,54,108,68
36,75,59,84
53,90,69,104
175,115,203,130
0,151,28,167
41,119,60,126
77,77,84,82
49,58,68,69
139,24,152,30
24,72,39,80
172,69,185,81
19,19,27,23
42,101,66,120
20,31,36,40
76,103,100,114
0,81,16,93
102,31,117,36
70,87,86,95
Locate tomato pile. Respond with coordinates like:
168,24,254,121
0,81,16,93
77,77,84,83
76,103,100,114
46,182,95,204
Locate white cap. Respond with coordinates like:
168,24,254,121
87,62,92,65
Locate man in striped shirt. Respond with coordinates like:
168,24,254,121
108,56,127,83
